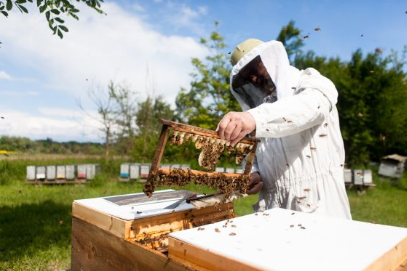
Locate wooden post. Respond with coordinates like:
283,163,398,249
148,124,170,178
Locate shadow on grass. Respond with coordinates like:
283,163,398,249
0,200,72,264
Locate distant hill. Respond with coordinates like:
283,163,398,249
0,136,104,155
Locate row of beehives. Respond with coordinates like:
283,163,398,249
344,169,373,186
119,163,245,180
26,164,100,182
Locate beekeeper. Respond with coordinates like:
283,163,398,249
217,39,352,219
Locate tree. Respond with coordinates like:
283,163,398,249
0,0,104,39
295,48,407,166
276,20,304,61
175,22,240,130
133,96,174,162
79,83,115,162
108,82,138,156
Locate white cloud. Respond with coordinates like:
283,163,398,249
0,109,103,142
0,90,39,96
0,1,210,141
163,2,208,34
0,1,209,108
0,71,12,80
38,107,83,118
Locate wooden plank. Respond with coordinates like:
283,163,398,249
71,216,192,271
364,235,407,271
73,201,233,240
160,119,258,144
168,237,262,271
149,124,170,176
72,202,130,239
395,258,407,271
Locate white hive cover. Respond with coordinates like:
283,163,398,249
74,190,197,220
169,208,407,271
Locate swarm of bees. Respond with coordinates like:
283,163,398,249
136,232,170,251
144,168,250,202
169,130,253,169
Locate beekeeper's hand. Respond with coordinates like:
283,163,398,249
217,112,256,146
247,172,263,195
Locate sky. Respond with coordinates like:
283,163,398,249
0,0,406,143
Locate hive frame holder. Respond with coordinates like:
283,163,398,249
144,119,259,196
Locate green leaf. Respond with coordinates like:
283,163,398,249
45,10,50,20
39,4,47,13
59,25,68,32
55,17,64,23
69,12,78,20
18,4,28,13
50,9,60,15
6,0,12,11
57,29,63,39
1,10,8,17
36,0,42,7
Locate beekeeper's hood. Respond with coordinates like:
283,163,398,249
230,39,301,111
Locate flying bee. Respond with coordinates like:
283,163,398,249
303,34,309,39
304,188,311,192
319,134,327,137
358,113,364,117
215,228,220,233
314,27,321,31
229,232,236,236
310,147,317,150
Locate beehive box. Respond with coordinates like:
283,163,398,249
71,190,234,271
168,208,407,271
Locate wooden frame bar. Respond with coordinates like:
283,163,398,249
146,119,259,194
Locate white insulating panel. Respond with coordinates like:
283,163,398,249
66,165,75,180
140,165,150,178
235,168,244,174
215,167,225,172
354,169,364,185
46,165,56,180
56,165,66,179
169,208,407,271
74,190,196,220
344,169,352,184
129,164,140,179
364,169,373,184
36,166,46,179
120,163,130,174
225,168,235,173
26,166,36,181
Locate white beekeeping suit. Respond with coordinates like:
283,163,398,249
230,39,351,219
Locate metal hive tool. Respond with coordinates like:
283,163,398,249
143,119,259,204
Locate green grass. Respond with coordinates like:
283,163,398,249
0,159,406,270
